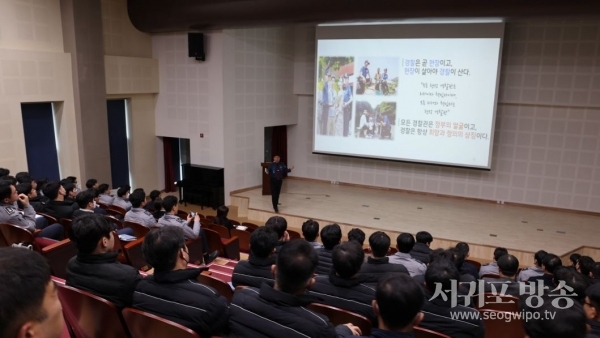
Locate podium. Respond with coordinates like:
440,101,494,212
261,162,271,195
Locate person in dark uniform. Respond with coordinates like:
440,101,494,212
267,155,294,213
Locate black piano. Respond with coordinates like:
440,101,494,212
177,163,224,209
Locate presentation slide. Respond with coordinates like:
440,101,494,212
313,24,503,169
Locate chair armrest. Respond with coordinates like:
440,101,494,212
33,229,42,236
222,236,240,261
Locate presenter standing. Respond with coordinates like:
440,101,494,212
268,155,294,213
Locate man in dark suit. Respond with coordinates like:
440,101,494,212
410,231,433,264
360,231,409,283
267,155,294,213
232,227,278,288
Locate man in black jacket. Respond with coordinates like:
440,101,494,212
528,253,562,289
482,254,520,297
315,223,342,275
133,226,229,338
359,231,408,283
66,213,141,308
265,215,289,253
585,283,600,337
229,239,361,338
232,227,278,288
455,242,479,280
309,241,377,324
410,231,433,264
43,181,79,220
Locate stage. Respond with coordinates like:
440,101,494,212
231,178,600,266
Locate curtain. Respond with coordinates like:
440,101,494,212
271,125,288,165
163,137,176,192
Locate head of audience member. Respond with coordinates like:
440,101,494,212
161,196,178,215
542,254,562,275
216,205,229,219
36,178,48,194
429,248,453,263
493,247,508,262
416,231,433,247
348,228,366,246
132,188,145,196
533,250,548,268
425,259,460,295
369,231,391,259
396,233,416,254
273,239,318,295
149,190,160,202
16,182,36,200
0,183,18,205
128,190,146,209
1,175,17,186
585,283,600,322
524,301,587,338
15,172,31,184
320,223,342,250
265,216,288,241
301,219,320,242
87,188,100,202
142,226,188,273
70,213,115,255
98,184,110,195
449,248,466,271
497,254,519,278
250,227,279,259
62,182,77,199
576,256,595,278
42,181,65,201
454,242,470,258
75,190,95,210
153,198,163,212
0,168,9,177
0,248,63,338
332,241,364,279
570,253,582,267
117,185,131,199
85,179,98,189
552,267,589,304
65,176,77,185
374,274,424,333
592,263,600,280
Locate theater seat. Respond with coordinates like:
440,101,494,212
206,223,231,239
122,308,200,338
0,223,39,251
230,229,250,253
414,326,451,338
124,221,150,238
307,303,371,336
107,205,126,218
241,222,259,232
287,230,301,240
204,228,240,260
41,239,77,279
478,309,525,338
123,237,151,271
198,271,234,302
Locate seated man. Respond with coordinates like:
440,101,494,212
0,247,64,338
157,196,218,264
43,181,79,220
265,215,289,253
347,228,365,247
528,253,562,288
419,259,485,338
592,263,600,285
388,233,426,277
359,231,408,283
232,227,278,288
455,242,479,280
144,190,161,212
302,219,323,249
315,224,342,275
577,256,596,280
112,185,132,211
308,241,376,324
482,254,520,297
16,182,45,212
85,179,98,190
133,227,229,337
98,183,114,205
518,250,547,282
410,231,433,264
229,239,361,338
124,190,157,228
479,247,508,277
352,274,424,338
585,283,600,337
73,191,133,236
66,213,141,308
524,300,587,338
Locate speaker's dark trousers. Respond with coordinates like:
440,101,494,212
271,178,283,210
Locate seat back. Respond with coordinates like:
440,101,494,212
198,271,233,302
204,228,240,260
476,293,520,312
204,228,224,255
97,202,109,210
465,259,482,271
41,239,77,279
230,219,240,226
230,229,250,253
107,215,124,229
481,273,500,279
478,309,525,338
123,237,150,271
414,327,451,338
307,303,371,336
56,283,130,338
205,215,215,222
122,308,200,338
0,223,35,246
208,223,231,239
107,205,126,218
0,227,7,247
124,221,150,238
186,237,204,265
37,212,58,225
287,230,301,240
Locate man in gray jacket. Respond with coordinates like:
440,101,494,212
124,190,156,228
388,233,426,277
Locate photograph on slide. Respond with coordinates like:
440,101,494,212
354,100,396,140
355,57,399,96
316,56,355,137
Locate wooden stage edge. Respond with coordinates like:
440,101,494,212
230,178,600,267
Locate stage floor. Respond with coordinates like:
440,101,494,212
232,179,600,260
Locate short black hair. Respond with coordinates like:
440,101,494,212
87,188,100,198
542,254,562,274
369,231,391,258
425,258,460,292
396,233,416,253
534,250,548,267
430,249,453,263
570,253,582,266
301,219,320,242
0,168,10,177
162,195,178,212
265,216,287,239
70,213,113,254
63,182,77,196
98,183,110,194
347,228,365,246
493,247,508,261
455,242,470,256
133,188,145,196
586,283,600,310
0,183,13,201
449,248,465,270
15,172,31,184
524,300,587,338
320,224,342,250
216,205,229,218
592,262,600,279
142,226,186,272
0,175,17,185
65,176,77,184
249,227,279,258
16,182,33,196
497,254,519,277
416,231,433,244
117,185,131,197
75,190,95,209
332,241,364,278
153,198,163,212
85,179,97,189
578,256,595,277
149,190,161,201
129,190,146,208
0,248,52,338
276,239,318,294
377,273,424,330
553,267,589,303
42,181,61,200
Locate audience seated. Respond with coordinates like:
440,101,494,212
550,267,589,304
112,185,132,211
98,183,114,205
577,256,596,280
265,216,290,253
85,178,98,189
455,242,479,280
74,191,133,236
213,205,234,230
591,263,600,285
419,259,485,338
348,228,366,247
85,188,107,215
229,239,361,337
410,231,433,264
449,248,476,284
157,196,218,264
0,247,64,338
133,226,229,337
144,190,161,212
16,182,45,212
315,224,343,275
66,213,141,308
585,283,600,337
528,253,562,288
482,254,520,297
518,250,547,282
62,182,78,204
359,231,409,283
302,219,323,249
570,253,582,267
43,181,79,220
478,247,508,277
152,197,166,219
309,241,377,324
232,227,278,288
524,300,588,338
388,233,426,277
125,190,157,228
